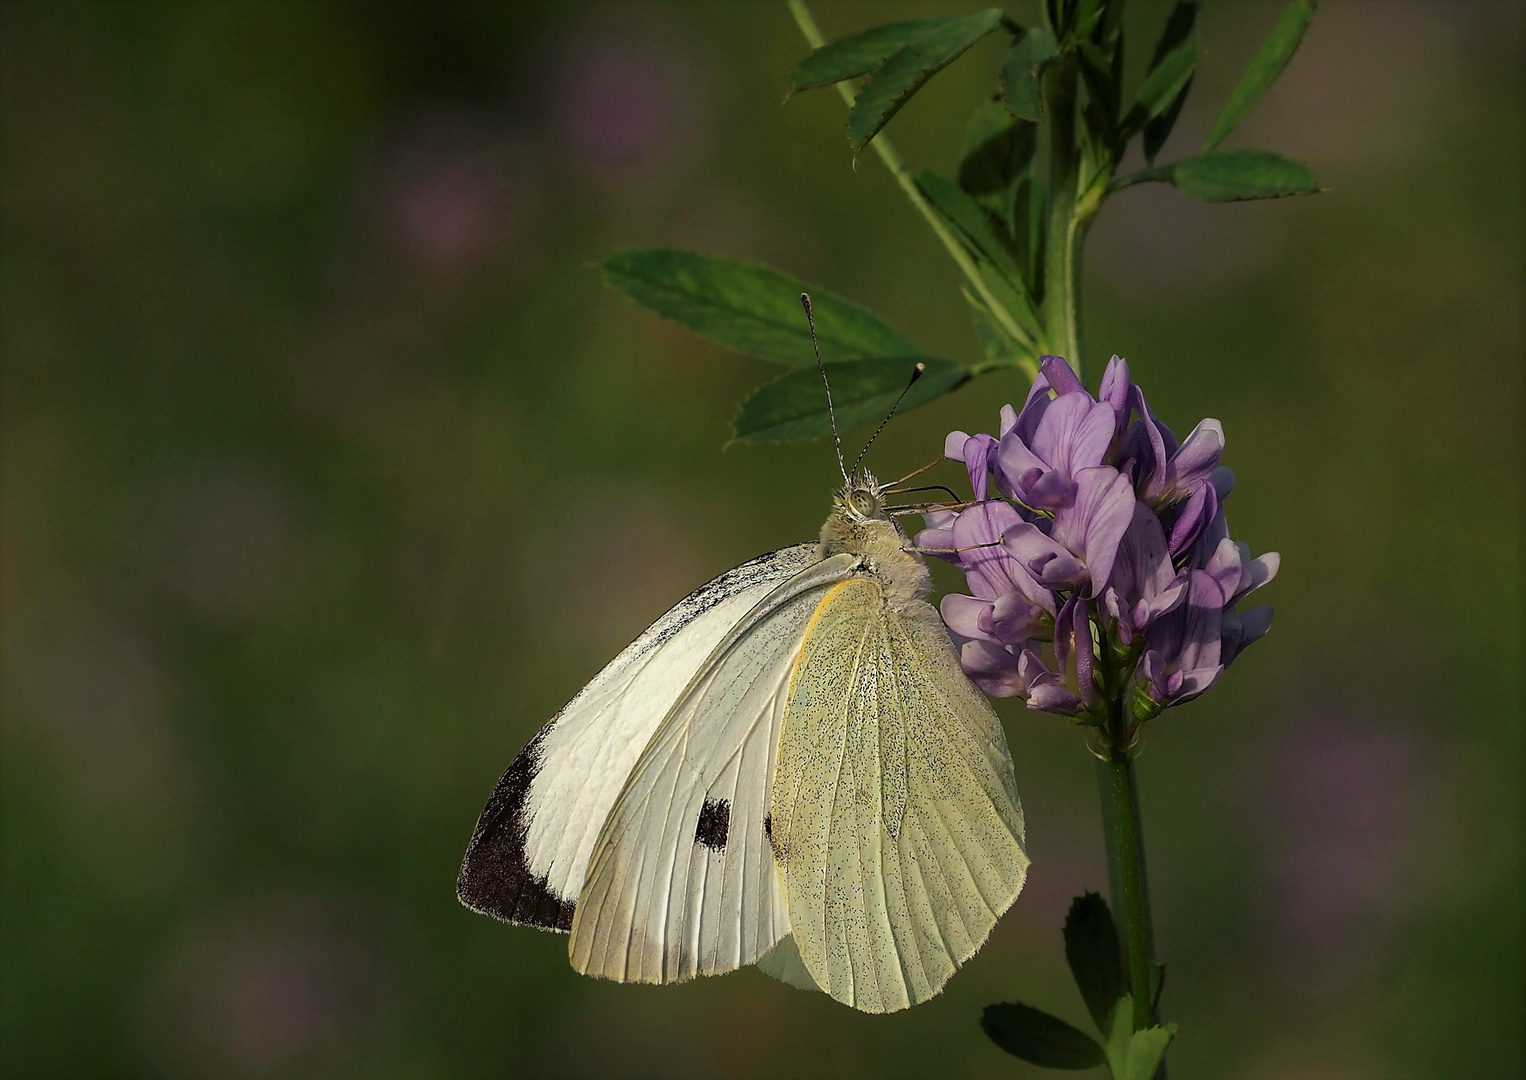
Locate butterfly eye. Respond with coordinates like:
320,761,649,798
849,490,876,517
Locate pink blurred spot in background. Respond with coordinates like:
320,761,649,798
139,898,383,1079
377,113,543,272
541,6,708,200
1253,713,1434,997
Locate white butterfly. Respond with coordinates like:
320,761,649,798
458,298,1029,1014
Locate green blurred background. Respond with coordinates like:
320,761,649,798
2,1,1520,1077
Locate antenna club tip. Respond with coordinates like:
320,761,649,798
912,362,926,379
799,292,812,311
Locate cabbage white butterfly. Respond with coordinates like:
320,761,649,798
458,296,1028,1013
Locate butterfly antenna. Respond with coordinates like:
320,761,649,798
800,292,848,483
850,362,925,480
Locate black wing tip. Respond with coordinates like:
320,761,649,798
456,853,575,932
457,730,576,933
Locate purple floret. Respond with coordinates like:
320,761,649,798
924,354,1279,729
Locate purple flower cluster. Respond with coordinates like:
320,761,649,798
919,355,1278,727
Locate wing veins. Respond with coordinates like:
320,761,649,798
875,634,920,1001
825,616,876,1003
573,560,856,985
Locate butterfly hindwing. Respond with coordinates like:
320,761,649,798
769,578,1029,1013
457,544,817,931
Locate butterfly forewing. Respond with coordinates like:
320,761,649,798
770,578,1029,1013
569,554,861,984
457,544,817,931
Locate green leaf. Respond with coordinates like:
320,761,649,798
1138,2,1197,159
958,99,1037,202
785,17,945,92
981,1002,1107,1070
1143,76,1191,163
730,356,966,444
1204,0,1318,151
1063,892,1125,1033
963,286,1033,373
1150,961,1167,1016
1078,42,1121,160
848,9,1008,152
1000,27,1059,123
1145,2,1197,74
1169,150,1321,201
1103,996,1178,1080
915,169,1044,339
1104,997,1135,1078
603,249,917,368
1075,0,1107,43
1077,42,1119,123
1125,4,1197,137
978,263,1045,345
1014,173,1047,299
915,169,1021,280
1046,0,1078,37
1124,1025,1178,1080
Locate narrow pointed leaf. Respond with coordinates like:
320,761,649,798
786,18,945,91
1015,173,1047,299
1075,0,1106,43
1170,151,1320,201
1079,42,1121,157
848,9,1007,151
1204,0,1318,151
1130,35,1196,126
981,1002,1107,1069
1125,1024,1178,1080
1000,27,1059,122
958,99,1037,201
1124,0,1196,140
731,356,965,444
603,249,917,368
1150,961,1167,1015
915,169,1021,279
1077,42,1119,122
1146,1,1197,72
1064,892,1125,1032
978,263,1045,344
1047,0,1078,36
964,286,1033,373
1143,75,1192,162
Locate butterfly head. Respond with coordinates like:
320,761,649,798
839,469,889,522
823,467,931,607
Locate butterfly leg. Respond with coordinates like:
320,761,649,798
902,535,1006,556
885,499,976,516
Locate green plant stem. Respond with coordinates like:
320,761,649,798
786,0,1038,374
1041,55,1084,373
1097,753,1158,1037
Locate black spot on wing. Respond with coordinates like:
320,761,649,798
695,798,731,852
764,812,786,861
457,727,575,932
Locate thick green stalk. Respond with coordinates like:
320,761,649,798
1097,753,1158,1032
1041,55,1084,373
786,0,1039,370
